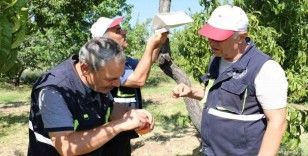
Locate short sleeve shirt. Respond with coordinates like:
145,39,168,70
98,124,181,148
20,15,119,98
219,59,288,110
38,88,74,130
120,56,139,85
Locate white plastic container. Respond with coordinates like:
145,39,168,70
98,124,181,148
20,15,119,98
152,11,193,33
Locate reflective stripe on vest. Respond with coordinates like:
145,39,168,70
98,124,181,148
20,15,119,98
113,97,136,103
116,90,135,97
29,121,53,146
208,108,265,121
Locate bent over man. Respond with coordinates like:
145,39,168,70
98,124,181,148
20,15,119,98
28,37,154,156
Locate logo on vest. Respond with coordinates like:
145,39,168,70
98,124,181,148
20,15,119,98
232,69,247,79
83,114,89,120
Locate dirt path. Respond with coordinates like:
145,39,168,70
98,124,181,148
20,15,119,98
0,102,29,156
131,126,201,156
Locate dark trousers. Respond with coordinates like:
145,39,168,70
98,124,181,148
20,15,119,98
88,130,138,156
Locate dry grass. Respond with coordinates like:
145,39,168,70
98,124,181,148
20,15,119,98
1,78,308,155
0,80,201,156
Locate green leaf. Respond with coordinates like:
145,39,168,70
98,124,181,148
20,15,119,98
287,138,300,150
3,0,18,10
0,14,14,73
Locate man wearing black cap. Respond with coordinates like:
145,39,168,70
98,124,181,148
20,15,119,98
172,5,287,156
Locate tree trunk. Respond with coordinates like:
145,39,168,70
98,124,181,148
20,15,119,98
14,67,25,87
159,0,171,13
158,38,202,133
158,0,202,133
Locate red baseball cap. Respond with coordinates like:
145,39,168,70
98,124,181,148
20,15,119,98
198,24,234,41
198,5,248,41
109,17,124,28
90,17,124,38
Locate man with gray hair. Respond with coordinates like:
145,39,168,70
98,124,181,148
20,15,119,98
28,37,154,156
172,5,287,155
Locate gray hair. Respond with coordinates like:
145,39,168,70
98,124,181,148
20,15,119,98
79,37,125,71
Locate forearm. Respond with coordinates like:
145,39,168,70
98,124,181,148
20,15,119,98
125,44,155,87
258,117,287,156
151,47,161,64
51,120,125,156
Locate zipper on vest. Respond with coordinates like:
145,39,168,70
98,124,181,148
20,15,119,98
241,88,248,114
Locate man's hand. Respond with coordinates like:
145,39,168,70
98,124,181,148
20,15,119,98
130,109,154,135
121,109,154,133
148,32,168,63
172,83,192,98
148,31,168,48
48,108,154,156
172,83,205,100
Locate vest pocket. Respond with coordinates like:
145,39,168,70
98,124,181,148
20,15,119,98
218,81,247,114
244,118,266,152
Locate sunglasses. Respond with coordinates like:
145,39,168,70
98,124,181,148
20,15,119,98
113,26,125,34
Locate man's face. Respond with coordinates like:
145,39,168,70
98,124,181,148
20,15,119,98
105,25,128,49
85,59,125,93
207,33,244,61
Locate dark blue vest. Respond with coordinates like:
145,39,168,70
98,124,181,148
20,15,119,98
28,55,128,156
200,40,270,156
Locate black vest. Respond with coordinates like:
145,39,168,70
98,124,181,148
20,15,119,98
200,40,271,155
27,55,127,156
110,86,142,109
109,57,141,144
110,57,142,109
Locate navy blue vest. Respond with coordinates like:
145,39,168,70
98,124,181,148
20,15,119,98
28,55,128,156
200,40,270,156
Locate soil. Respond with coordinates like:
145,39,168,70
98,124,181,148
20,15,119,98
0,102,201,156
131,126,201,156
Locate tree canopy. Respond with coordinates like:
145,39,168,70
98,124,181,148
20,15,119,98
1,0,133,84
0,0,28,73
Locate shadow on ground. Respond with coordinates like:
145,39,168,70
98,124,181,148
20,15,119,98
0,113,28,137
146,73,171,88
142,99,160,106
144,99,195,134
178,145,203,156
133,99,202,155
132,142,202,156
0,102,27,109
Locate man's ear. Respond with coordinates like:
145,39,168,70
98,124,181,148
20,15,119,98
238,32,247,43
80,63,90,75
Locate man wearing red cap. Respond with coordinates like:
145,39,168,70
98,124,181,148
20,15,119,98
90,17,168,155
172,5,287,156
